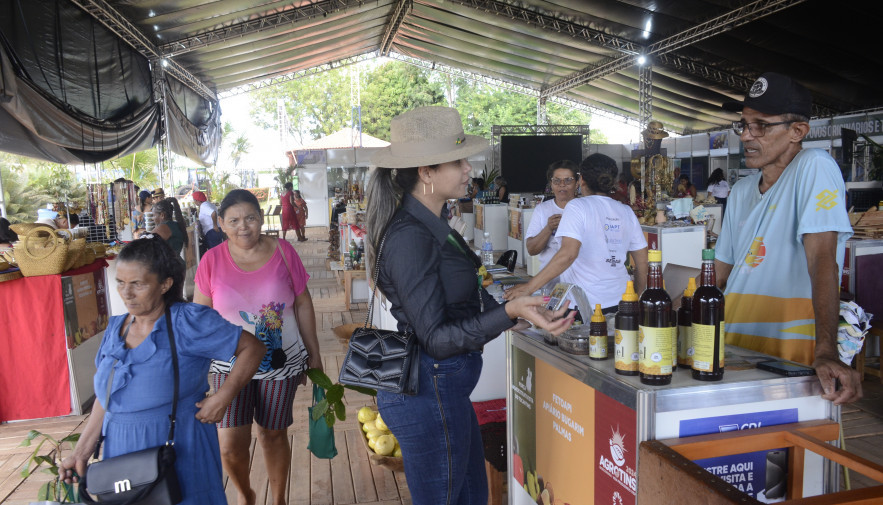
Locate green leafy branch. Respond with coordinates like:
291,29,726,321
19,429,81,503
306,368,376,428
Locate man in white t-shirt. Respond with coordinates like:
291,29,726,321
507,154,648,316
193,191,222,249
524,160,580,285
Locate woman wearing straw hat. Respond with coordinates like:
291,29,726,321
366,106,574,504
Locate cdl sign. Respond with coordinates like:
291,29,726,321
679,409,799,438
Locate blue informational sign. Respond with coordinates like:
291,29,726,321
679,409,798,502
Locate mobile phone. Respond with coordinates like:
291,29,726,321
756,360,816,377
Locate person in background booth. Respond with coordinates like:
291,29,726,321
193,190,222,250
0,217,17,252
58,237,265,505
506,153,649,322
133,189,151,235
292,190,308,242
494,175,509,203
524,160,580,290
152,198,188,267
706,168,731,215
717,72,859,404
280,182,300,242
676,174,697,199
365,106,574,505
194,189,323,505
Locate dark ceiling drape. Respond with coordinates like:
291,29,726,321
0,0,219,166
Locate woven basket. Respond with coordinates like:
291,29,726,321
0,268,22,283
9,223,53,236
16,228,69,277
63,238,86,272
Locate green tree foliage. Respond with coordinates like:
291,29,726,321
247,61,602,146
251,62,445,143
102,149,160,188
359,62,446,140
230,133,252,169
0,160,51,223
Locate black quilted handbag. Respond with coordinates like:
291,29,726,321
339,225,419,395
81,308,183,505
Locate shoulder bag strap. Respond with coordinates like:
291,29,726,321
445,230,485,313
165,306,179,444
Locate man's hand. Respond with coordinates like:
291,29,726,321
813,356,863,405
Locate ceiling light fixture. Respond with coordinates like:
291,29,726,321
643,19,651,38
161,58,169,67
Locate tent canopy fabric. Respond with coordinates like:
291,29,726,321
1,0,882,166
111,0,880,134
299,128,390,150
0,0,219,166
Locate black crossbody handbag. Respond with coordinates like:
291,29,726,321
81,307,183,505
338,222,420,395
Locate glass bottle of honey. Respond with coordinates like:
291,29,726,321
639,250,672,385
677,278,697,369
692,249,725,381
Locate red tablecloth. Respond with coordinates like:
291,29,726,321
0,259,107,422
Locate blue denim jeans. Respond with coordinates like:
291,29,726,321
377,351,486,505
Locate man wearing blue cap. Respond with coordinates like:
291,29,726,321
716,72,860,404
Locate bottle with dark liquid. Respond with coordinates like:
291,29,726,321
615,281,639,376
677,278,697,369
692,249,725,381
589,304,608,360
639,250,672,385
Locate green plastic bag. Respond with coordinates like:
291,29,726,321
307,383,338,459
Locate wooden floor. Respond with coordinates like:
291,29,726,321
2,226,883,504
0,227,410,505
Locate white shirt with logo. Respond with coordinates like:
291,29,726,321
555,195,647,309
525,198,568,269
715,148,853,364
198,201,217,234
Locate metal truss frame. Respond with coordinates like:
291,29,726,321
386,52,638,126
638,65,652,128
540,0,806,98
445,0,641,55
69,0,216,102
159,0,369,57
490,125,592,178
218,52,376,98
380,0,412,56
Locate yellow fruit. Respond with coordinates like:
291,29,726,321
367,429,385,441
374,434,396,456
393,447,402,458
368,438,377,450
362,420,374,432
357,406,376,423
374,413,388,432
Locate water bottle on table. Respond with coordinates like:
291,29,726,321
481,232,494,266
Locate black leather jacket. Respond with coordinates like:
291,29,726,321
376,194,515,360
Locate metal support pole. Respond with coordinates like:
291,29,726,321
537,96,548,126
638,64,653,129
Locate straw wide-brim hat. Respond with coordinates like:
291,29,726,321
371,106,489,168
642,120,669,140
